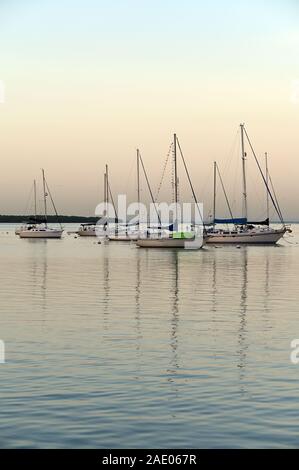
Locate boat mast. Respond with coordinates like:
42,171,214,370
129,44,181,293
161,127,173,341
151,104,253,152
174,134,178,205
137,148,141,231
106,164,109,207
103,171,106,213
137,149,140,213
34,179,37,223
104,164,109,218
240,124,248,224
213,161,216,228
107,174,118,222
139,152,162,227
265,152,269,225
42,169,47,227
173,133,178,228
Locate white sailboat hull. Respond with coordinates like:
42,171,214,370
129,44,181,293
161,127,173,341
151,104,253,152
19,229,63,239
77,226,108,237
16,224,37,236
136,237,203,249
109,234,139,241
206,228,286,244
77,229,97,237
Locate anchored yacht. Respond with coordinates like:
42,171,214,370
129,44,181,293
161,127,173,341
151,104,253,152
18,170,63,239
206,124,290,245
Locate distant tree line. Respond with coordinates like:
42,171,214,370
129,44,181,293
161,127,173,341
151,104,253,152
0,215,100,223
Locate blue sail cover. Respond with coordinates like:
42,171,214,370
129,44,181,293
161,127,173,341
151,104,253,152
214,218,247,225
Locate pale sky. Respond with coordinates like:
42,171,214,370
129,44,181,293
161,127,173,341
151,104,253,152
0,0,298,220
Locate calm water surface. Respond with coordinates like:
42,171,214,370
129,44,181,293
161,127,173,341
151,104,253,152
0,223,299,448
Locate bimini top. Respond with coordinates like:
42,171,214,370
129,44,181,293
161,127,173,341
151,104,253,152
214,217,269,226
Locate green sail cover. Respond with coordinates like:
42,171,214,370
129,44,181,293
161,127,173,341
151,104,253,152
173,232,194,239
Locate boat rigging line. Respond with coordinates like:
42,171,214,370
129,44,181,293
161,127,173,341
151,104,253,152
107,179,118,221
215,162,235,223
176,136,205,231
138,151,162,227
155,142,173,203
243,126,285,226
45,179,63,229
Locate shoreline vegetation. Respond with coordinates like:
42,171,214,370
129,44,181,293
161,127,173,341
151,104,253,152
0,215,99,223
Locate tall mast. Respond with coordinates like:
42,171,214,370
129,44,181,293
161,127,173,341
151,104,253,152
213,161,216,228
173,133,178,227
104,164,109,218
34,179,37,222
240,124,248,223
106,164,109,207
173,133,178,205
139,152,162,227
42,169,47,227
265,152,269,224
103,171,106,212
137,149,140,226
137,149,140,209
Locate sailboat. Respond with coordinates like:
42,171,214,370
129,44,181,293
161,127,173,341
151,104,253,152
136,134,204,249
77,222,97,236
18,169,63,239
206,124,290,244
108,225,139,241
15,179,39,235
108,150,141,241
77,165,110,237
